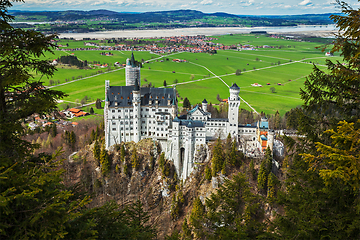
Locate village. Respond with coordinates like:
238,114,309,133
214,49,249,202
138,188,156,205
55,34,301,54
26,108,91,132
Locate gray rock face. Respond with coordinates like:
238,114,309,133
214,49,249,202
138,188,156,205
194,144,208,163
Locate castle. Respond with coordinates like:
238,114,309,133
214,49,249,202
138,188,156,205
105,53,274,179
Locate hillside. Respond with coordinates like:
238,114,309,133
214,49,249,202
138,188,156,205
64,136,282,238
9,9,337,33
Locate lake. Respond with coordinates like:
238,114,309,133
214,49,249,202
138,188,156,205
58,25,338,40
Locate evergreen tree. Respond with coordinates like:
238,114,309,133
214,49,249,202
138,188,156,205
273,2,360,238
229,139,237,166
126,199,157,239
158,152,165,171
257,159,267,192
249,159,256,180
50,123,57,137
131,147,139,170
100,146,110,176
70,131,76,150
90,107,94,114
267,172,277,203
120,144,126,162
205,165,212,181
163,80,167,87
183,97,191,109
189,197,205,238
181,218,192,239
211,137,224,176
188,173,269,239
0,3,92,237
93,140,101,164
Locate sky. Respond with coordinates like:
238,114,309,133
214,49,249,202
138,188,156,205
12,0,360,15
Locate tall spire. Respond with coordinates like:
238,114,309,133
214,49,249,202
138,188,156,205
131,51,136,67
134,77,140,91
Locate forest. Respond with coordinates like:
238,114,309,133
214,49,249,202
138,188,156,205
1,0,359,239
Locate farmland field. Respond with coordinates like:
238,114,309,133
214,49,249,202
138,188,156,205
40,34,341,115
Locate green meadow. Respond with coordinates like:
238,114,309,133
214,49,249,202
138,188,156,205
42,34,340,115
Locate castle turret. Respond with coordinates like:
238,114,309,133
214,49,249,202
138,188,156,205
228,83,240,138
133,78,141,143
202,99,208,112
126,52,141,86
105,80,110,149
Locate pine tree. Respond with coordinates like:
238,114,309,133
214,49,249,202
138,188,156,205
267,172,277,203
257,160,268,192
249,159,256,180
211,137,224,176
183,97,191,109
158,152,165,171
126,199,157,239
189,197,205,238
49,123,56,137
273,2,360,238
205,165,212,181
120,144,126,162
93,140,101,164
182,218,192,239
189,173,268,239
70,131,76,150
100,146,110,176
229,139,237,166
131,147,139,170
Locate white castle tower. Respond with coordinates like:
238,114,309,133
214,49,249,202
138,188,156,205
132,78,141,143
228,83,240,138
202,99,208,112
126,52,141,86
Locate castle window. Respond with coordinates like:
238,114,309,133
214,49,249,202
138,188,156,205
118,116,121,119
121,96,123,99
118,110,121,113
146,109,149,111
112,116,115,119
121,127,123,130
120,121,123,124
112,128,116,131
130,109,133,112
112,110,115,113
112,122,116,125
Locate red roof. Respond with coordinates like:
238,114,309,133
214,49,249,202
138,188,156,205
69,108,81,113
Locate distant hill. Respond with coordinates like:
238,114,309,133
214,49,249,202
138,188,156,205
8,9,337,33
9,9,336,24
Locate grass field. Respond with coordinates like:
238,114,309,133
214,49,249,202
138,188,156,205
42,34,340,115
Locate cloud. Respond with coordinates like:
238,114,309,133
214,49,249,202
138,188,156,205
299,0,312,6
200,0,213,5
